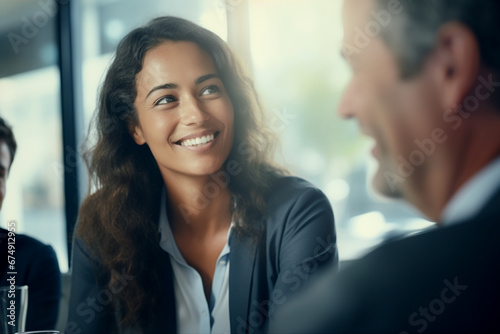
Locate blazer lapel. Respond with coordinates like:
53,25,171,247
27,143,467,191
153,251,177,333
229,233,259,334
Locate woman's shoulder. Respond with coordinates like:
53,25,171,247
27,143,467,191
266,175,331,214
263,175,335,250
268,175,325,200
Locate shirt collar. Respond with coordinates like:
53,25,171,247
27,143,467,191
441,155,500,225
158,187,233,264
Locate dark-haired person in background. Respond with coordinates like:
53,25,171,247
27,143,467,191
271,0,500,333
0,116,61,331
66,16,337,334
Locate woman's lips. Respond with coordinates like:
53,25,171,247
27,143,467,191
175,132,220,152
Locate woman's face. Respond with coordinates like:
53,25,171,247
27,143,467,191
133,41,234,181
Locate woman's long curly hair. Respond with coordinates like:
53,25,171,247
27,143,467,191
77,16,284,330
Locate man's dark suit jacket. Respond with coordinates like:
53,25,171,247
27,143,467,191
0,228,61,331
270,185,500,333
66,176,338,334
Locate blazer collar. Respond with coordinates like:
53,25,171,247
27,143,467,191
154,251,177,334
441,156,500,225
154,234,259,334
474,183,500,222
229,231,260,334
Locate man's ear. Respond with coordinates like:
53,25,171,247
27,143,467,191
132,124,146,145
431,22,480,114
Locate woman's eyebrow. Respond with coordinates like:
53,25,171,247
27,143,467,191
146,83,178,99
145,74,220,100
195,73,220,85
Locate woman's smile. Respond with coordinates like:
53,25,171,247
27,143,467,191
176,131,221,152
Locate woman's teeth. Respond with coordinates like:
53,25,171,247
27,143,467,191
180,133,215,147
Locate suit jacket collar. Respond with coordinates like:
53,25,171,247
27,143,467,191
438,182,500,229
153,231,259,334
474,182,500,222
154,250,177,334
442,156,500,224
229,232,260,334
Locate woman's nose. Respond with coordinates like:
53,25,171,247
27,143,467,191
179,97,210,125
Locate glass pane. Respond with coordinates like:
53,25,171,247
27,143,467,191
0,0,67,272
0,68,67,272
248,0,432,260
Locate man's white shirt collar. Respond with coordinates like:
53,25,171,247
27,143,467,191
441,155,500,225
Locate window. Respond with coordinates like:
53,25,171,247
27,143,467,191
0,0,432,270
247,0,432,259
0,0,68,271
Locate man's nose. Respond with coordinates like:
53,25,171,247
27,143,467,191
337,79,358,119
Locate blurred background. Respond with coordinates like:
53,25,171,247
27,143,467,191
0,0,431,272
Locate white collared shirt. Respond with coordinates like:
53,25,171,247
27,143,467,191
441,155,500,225
158,189,232,334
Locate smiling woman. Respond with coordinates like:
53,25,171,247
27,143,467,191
66,16,338,334
132,41,234,180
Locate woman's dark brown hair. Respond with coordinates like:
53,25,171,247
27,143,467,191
77,16,283,330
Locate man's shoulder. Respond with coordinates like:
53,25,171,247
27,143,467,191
283,217,500,333
12,232,56,258
358,216,499,279
270,195,500,333
345,184,500,300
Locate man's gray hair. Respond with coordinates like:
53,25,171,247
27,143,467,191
377,0,500,79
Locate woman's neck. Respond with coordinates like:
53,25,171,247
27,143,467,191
162,172,232,238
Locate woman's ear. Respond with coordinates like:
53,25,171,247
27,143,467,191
131,124,146,145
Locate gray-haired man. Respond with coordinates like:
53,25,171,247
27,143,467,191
271,0,500,332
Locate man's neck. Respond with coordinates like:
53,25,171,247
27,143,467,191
418,108,500,222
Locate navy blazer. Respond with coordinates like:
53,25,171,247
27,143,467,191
66,176,338,333
0,229,61,331
271,184,500,333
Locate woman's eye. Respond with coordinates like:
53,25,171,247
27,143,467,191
155,95,177,105
201,85,220,96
